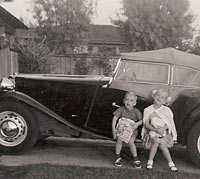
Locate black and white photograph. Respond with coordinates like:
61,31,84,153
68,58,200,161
0,0,200,178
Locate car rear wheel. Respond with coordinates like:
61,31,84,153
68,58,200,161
186,121,200,167
0,101,39,154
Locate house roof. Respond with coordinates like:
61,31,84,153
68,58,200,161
0,5,28,34
0,6,125,46
89,25,125,45
121,47,200,70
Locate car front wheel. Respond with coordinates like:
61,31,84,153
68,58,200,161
0,101,39,154
186,121,200,167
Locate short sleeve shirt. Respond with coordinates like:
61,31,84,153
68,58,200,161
113,106,142,122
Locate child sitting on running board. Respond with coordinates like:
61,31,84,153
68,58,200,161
112,91,142,168
141,89,178,172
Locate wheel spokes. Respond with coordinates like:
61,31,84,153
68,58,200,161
0,111,28,147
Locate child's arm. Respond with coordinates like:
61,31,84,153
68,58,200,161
157,124,168,135
145,119,167,136
133,120,143,130
145,118,159,133
112,116,118,139
133,109,143,129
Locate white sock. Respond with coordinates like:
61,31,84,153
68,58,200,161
168,161,175,167
147,160,153,165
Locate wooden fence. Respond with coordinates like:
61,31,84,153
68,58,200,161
47,55,119,75
0,48,119,77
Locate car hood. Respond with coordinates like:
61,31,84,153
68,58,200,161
11,74,111,86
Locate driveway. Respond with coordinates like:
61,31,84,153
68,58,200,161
1,137,200,174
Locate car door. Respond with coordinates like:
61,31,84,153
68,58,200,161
86,87,125,137
170,65,200,99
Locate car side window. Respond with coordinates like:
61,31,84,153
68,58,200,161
115,61,169,84
173,66,200,87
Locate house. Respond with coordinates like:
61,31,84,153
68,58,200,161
48,25,126,75
0,5,127,75
0,5,28,78
88,24,126,55
0,5,28,48
74,24,126,55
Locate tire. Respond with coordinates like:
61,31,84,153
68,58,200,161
186,121,200,168
0,101,39,154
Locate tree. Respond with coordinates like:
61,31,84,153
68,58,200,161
14,32,53,74
113,0,194,51
74,55,89,75
31,0,97,54
179,35,200,56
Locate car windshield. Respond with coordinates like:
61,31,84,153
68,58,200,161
115,60,169,84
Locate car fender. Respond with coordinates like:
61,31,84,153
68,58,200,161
0,90,109,139
171,90,200,145
182,104,200,145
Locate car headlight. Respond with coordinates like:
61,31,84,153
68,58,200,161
0,78,15,91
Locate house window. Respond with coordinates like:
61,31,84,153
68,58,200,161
173,66,200,87
115,61,169,84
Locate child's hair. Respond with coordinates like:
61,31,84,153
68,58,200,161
124,91,137,99
152,89,171,104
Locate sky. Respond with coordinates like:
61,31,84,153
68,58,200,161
1,0,200,29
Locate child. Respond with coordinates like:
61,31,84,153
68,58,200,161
141,89,178,171
112,91,142,168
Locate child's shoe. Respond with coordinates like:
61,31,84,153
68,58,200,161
133,159,141,169
115,157,122,167
146,160,153,170
168,162,178,172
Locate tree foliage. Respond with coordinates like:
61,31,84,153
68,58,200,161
74,55,89,75
114,0,194,51
179,35,200,56
31,0,97,54
14,33,53,74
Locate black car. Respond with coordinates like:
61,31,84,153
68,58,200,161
0,47,200,167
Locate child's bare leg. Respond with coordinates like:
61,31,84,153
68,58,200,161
129,134,137,158
129,133,141,168
149,140,159,161
159,143,178,171
147,139,159,169
116,139,123,155
114,139,123,167
159,144,172,162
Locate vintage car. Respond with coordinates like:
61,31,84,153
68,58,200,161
0,47,200,167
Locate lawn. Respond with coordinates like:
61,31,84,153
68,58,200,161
0,164,199,179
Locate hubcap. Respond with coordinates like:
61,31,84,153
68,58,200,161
0,111,28,147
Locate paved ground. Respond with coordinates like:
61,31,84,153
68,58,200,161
1,137,200,174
